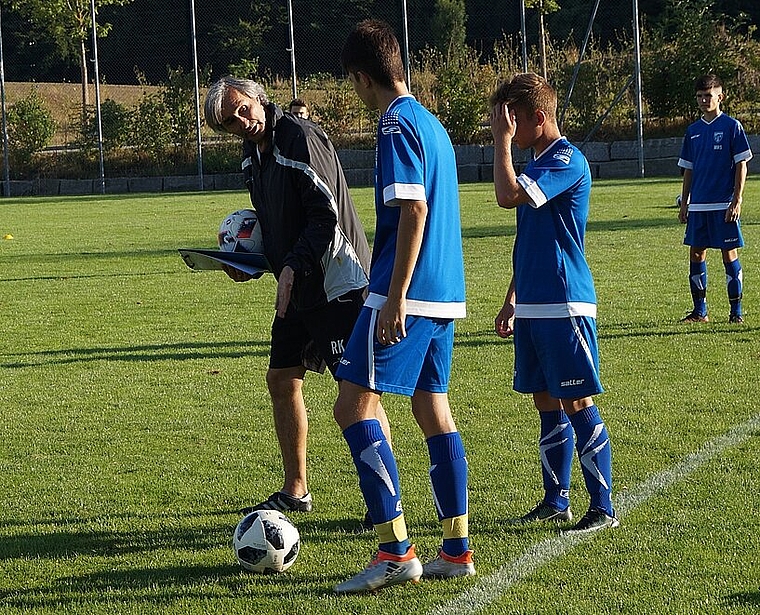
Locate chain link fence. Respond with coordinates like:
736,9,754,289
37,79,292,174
5,0,754,192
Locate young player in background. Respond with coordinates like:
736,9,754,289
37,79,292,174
678,74,752,323
332,19,473,593
490,73,618,534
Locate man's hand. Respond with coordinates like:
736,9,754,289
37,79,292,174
678,198,689,224
222,264,255,282
490,101,517,142
275,265,295,318
376,296,406,345
495,301,516,338
725,199,742,223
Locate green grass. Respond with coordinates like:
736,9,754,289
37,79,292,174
1,178,759,614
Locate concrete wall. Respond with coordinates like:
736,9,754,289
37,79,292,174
4,135,760,196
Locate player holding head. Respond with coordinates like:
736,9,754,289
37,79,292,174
204,76,390,526
490,73,619,534
332,19,473,593
677,74,752,323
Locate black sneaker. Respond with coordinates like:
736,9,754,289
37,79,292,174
239,491,313,515
564,508,619,534
510,501,573,525
729,314,744,324
680,311,709,323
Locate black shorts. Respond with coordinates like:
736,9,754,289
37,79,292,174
269,288,365,378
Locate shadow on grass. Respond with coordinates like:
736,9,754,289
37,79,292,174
1,340,270,368
723,590,760,608
453,323,760,351
0,511,391,609
0,561,323,610
0,510,386,563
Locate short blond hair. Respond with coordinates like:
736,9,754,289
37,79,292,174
490,73,557,121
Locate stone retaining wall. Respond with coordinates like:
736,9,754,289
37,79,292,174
4,135,759,196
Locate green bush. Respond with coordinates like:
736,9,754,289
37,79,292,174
77,98,133,151
424,46,494,145
6,89,56,167
129,67,201,171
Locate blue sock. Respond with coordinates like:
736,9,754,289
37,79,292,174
569,405,614,517
724,259,743,316
342,419,409,555
689,261,707,316
538,410,573,511
427,432,469,556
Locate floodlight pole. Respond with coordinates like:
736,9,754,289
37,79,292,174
632,0,644,177
190,0,204,190
286,0,297,99
89,0,106,194
0,6,11,196
519,0,528,72
401,0,411,89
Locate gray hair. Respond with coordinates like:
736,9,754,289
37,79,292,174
204,76,269,133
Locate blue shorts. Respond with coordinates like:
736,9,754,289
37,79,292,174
513,316,603,400
336,307,454,396
684,210,744,249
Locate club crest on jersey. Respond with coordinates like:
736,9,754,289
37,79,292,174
713,131,724,143
553,146,574,165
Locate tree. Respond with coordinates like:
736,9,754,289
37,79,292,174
642,0,760,119
431,0,467,54
8,0,133,117
525,0,561,79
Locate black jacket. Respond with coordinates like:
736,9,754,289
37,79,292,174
242,104,371,312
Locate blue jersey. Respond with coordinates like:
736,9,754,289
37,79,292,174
514,138,596,318
678,113,753,212
367,95,466,319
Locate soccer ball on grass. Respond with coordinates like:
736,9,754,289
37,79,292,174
218,209,264,253
233,510,300,574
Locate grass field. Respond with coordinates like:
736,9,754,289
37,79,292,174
0,178,759,614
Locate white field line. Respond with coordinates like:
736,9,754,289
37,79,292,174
429,412,760,615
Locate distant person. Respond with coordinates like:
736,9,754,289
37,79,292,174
490,73,618,534
204,76,390,524
332,19,473,594
288,98,310,119
677,73,752,323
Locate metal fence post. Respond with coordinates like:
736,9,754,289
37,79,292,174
0,6,10,197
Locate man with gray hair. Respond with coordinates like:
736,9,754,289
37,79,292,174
204,76,390,524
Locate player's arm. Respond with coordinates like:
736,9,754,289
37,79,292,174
377,198,427,345
278,134,338,316
726,160,747,223
678,168,692,224
495,274,516,338
490,101,531,209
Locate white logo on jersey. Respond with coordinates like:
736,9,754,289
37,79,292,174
331,339,345,355
381,110,402,135
714,131,724,143
553,146,574,165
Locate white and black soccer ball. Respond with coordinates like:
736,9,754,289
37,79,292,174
218,209,264,253
233,510,300,574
